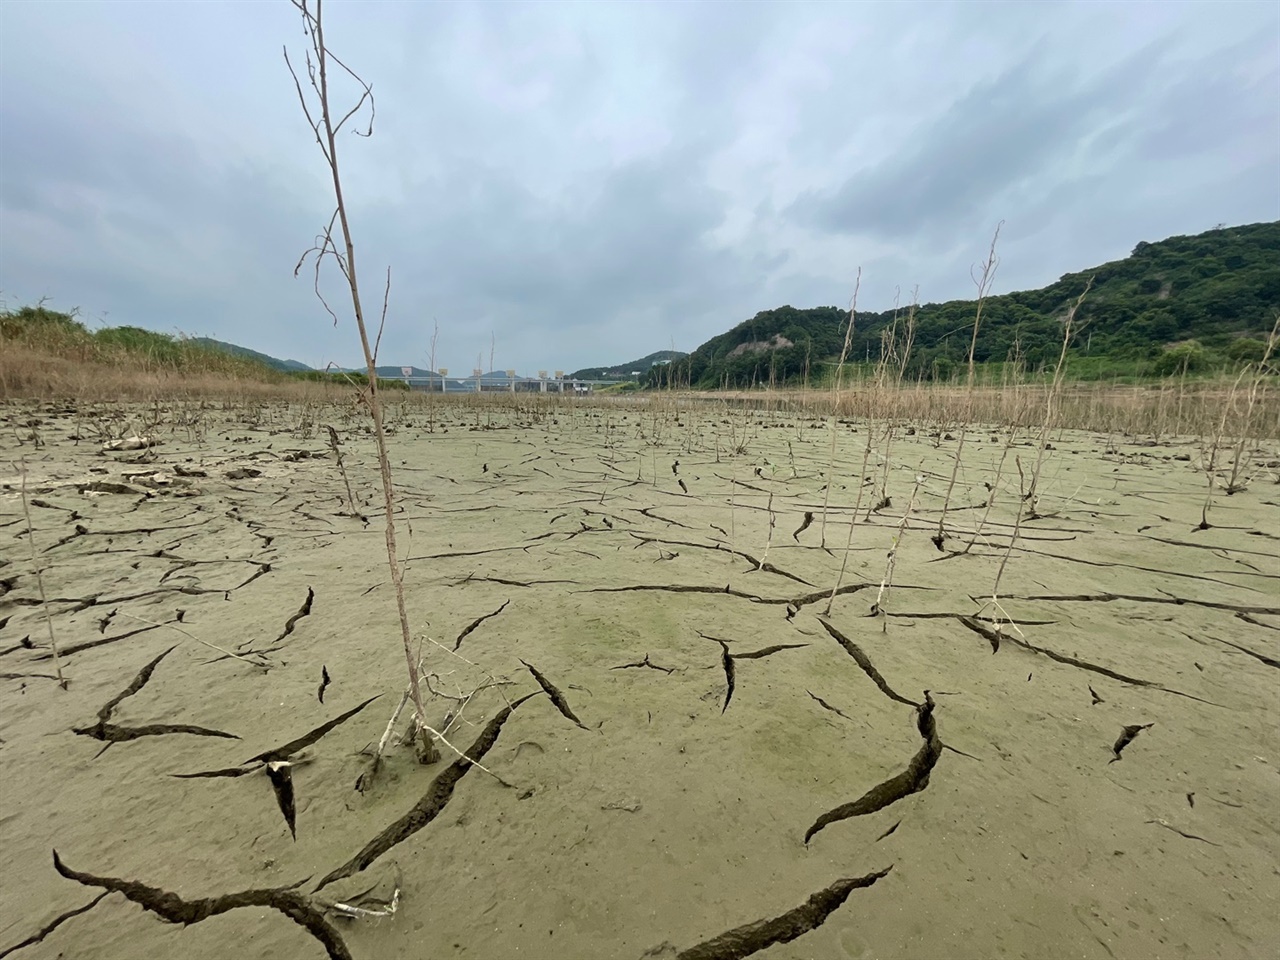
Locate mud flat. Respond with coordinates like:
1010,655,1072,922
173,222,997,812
2,398,1277,959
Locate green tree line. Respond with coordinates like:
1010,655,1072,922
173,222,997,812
659,221,1279,388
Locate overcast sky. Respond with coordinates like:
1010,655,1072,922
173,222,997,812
2,1,1277,373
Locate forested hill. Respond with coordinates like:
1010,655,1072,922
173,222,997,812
190,338,312,372
570,350,688,381
670,221,1279,387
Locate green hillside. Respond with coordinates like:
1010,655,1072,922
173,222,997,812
190,337,312,372
669,221,1279,387
571,350,688,381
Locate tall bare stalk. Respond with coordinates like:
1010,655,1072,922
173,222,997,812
984,280,1092,631
934,224,1001,550
17,459,66,688
870,466,925,632
286,0,434,761
1220,314,1279,500
427,319,440,434
817,270,860,549
824,290,918,615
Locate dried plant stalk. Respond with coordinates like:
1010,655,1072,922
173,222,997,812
818,270,860,549
984,280,1093,629
17,459,67,688
934,223,1001,550
286,0,432,759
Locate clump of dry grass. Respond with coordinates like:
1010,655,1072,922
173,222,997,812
0,339,368,403
0,304,295,402
716,377,1278,441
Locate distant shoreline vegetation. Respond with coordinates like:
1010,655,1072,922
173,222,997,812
653,221,1279,389
0,306,411,394
0,305,287,380
5,221,1276,395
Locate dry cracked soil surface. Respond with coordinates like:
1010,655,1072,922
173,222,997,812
1,398,1278,960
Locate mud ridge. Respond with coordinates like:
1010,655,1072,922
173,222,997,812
807,691,856,723
73,646,239,748
0,893,109,960
51,852,350,960
1236,612,1280,631
792,511,814,542
1012,546,1262,590
818,620,920,707
1002,592,1280,616
265,761,298,838
247,695,382,764
879,611,1057,627
610,655,673,673
171,695,381,778
732,643,808,660
1212,636,1280,668
705,636,735,713
637,507,696,530
452,575,578,588
627,534,814,586
674,866,894,960
21,585,222,615
790,582,881,608
521,660,589,729
585,584,766,602
956,618,1219,704
805,693,939,844
39,621,168,659
275,587,315,643
0,672,62,681
455,600,510,650
316,694,535,890
1110,723,1153,763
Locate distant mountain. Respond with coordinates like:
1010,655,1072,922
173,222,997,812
371,366,528,381
570,350,688,381
673,221,1280,387
190,338,312,373
372,365,441,379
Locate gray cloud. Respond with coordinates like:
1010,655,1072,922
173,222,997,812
2,0,1276,373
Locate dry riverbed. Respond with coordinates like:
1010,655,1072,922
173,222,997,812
1,398,1278,960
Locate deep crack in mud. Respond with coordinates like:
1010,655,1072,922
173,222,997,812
316,694,535,890
805,693,940,844
818,619,920,707
72,646,239,750
52,852,351,960
520,660,588,729
672,865,894,960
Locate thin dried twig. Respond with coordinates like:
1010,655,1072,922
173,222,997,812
116,613,270,670
423,635,476,666
16,459,67,688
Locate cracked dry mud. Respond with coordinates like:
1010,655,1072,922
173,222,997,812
2,399,1278,959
